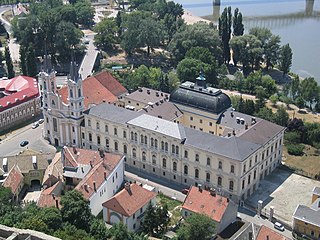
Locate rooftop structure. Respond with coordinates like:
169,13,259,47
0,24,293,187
124,87,169,106
37,180,62,208
256,225,290,240
139,101,183,121
2,165,24,196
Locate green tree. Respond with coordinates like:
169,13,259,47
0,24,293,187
295,96,305,109
185,47,214,64
74,1,94,27
168,22,222,62
19,45,27,75
60,190,93,232
167,70,180,92
5,46,14,78
301,77,319,110
269,94,278,106
177,213,216,240
233,8,244,36
255,107,274,122
279,43,293,77
54,223,94,240
249,27,281,70
274,107,289,127
26,45,38,77
109,222,131,240
89,218,110,240
141,203,157,235
159,72,170,93
39,207,63,233
94,18,118,50
219,7,232,64
290,74,301,99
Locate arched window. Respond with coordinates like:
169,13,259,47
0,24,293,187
114,141,118,151
230,165,235,173
184,165,188,175
161,141,164,150
165,142,168,152
184,150,188,158
51,100,55,106
195,169,199,179
105,138,109,148
141,134,144,143
155,139,158,149
219,161,222,170
176,146,179,155
97,136,101,145
78,88,81,97
151,138,154,147
207,157,211,166
134,133,137,141
162,158,167,168
218,177,222,186
70,89,73,98
195,154,199,162
53,118,57,132
172,144,175,154
144,136,147,145
131,131,134,140
89,133,92,142
152,155,156,165
114,128,117,136
229,180,234,191
123,144,127,154
173,162,177,172
142,151,146,161
206,172,210,182
132,148,136,158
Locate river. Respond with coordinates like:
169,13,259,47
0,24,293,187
174,0,320,83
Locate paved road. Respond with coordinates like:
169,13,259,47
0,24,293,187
79,32,98,79
0,122,56,157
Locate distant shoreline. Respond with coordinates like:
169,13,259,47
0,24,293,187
182,9,211,25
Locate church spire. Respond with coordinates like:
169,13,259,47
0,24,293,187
69,52,81,82
43,43,53,73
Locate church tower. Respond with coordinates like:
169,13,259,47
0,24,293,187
65,60,85,147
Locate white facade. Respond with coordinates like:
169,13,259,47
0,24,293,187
89,157,125,216
39,59,84,147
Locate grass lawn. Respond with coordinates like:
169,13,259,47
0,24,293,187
157,193,182,226
283,144,320,178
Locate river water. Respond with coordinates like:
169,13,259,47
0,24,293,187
174,0,320,83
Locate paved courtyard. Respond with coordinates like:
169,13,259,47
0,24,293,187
247,168,320,225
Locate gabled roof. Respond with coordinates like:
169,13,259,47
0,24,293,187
140,101,183,121
37,181,62,208
239,119,285,146
182,186,231,223
3,165,24,195
42,152,63,186
102,183,157,217
75,152,124,200
125,87,169,104
293,204,320,227
256,225,290,240
94,71,127,97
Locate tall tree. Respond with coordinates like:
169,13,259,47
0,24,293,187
5,46,14,79
300,77,319,110
26,45,38,77
219,7,232,64
274,107,289,127
233,8,244,36
19,45,27,75
94,18,118,51
279,43,293,77
177,213,216,240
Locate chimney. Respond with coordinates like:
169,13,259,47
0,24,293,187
198,184,202,192
104,171,107,180
236,117,240,124
93,181,96,192
252,117,256,125
90,161,93,168
73,147,77,154
124,182,132,195
233,129,236,136
55,199,59,209
210,188,216,197
99,148,105,158
245,124,248,130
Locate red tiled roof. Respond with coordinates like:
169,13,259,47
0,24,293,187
58,71,127,110
75,152,124,200
3,165,24,195
256,225,290,240
37,181,61,208
0,76,39,112
63,146,112,168
182,186,229,223
94,71,127,97
102,183,157,217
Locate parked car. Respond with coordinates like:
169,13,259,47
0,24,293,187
20,141,29,147
181,188,189,194
38,119,44,124
32,122,39,129
274,222,285,231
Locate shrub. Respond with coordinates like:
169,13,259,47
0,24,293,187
284,131,301,143
287,144,304,156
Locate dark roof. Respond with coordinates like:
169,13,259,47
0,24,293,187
125,87,169,104
140,101,183,121
84,103,143,124
239,119,285,146
169,85,231,114
293,204,320,227
184,127,260,161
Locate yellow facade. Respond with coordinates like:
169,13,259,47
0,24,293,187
294,218,320,240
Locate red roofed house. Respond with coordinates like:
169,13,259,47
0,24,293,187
37,180,63,209
39,54,127,147
182,186,238,233
256,225,290,240
0,76,41,133
2,164,24,202
62,146,125,216
102,183,157,232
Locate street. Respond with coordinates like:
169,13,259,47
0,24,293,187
0,123,56,157
79,31,98,79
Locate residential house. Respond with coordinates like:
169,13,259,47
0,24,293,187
2,165,24,202
102,183,157,231
182,185,238,233
42,152,64,188
37,180,63,208
62,146,125,216
293,187,320,240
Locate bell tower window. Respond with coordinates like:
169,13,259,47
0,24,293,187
70,89,73,98
78,88,81,97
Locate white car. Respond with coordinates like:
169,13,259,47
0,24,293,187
274,222,285,231
32,122,39,129
38,119,44,124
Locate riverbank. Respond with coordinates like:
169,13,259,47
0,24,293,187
182,9,211,25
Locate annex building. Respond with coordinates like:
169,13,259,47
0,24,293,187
41,64,285,202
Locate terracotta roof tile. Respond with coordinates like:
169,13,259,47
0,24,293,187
37,181,62,208
182,186,229,222
3,165,24,195
75,152,123,200
256,225,290,240
102,183,157,217
42,152,63,186
94,71,127,97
